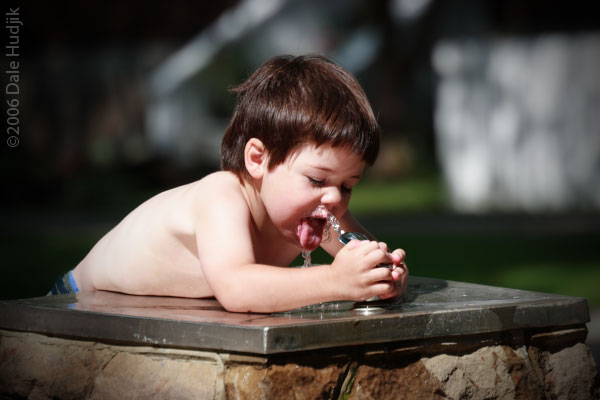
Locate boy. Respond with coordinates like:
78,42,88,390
54,55,408,313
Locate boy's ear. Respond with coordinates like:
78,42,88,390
244,138,268,179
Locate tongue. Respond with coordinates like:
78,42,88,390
297,218,326,251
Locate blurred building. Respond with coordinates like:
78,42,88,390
145,0,391,167
8,0,600,213
434,34,600,211
431,1,600,212
143,0,600,212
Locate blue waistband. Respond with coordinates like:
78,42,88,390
68,270,80,293
48,270,80,295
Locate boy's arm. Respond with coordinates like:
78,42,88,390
194,193,394,313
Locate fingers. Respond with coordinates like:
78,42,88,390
362,243,406,266
377,291,396,300
344,241,401,273
337,241,407,293
360,264,409,301
352,240,390,257
391,262,408,280
376,261,409,300
392,248,406,262
371,263,408,287
345,239,368,249
365,265,393,283
345,240,405,257
342,240,384,262
392,248,406,257
345,240,405,262
366,281,395,299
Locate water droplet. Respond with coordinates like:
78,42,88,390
301,249,312,268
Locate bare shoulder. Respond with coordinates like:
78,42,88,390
188,171,250,223
120,171,249,238
193,171,255,265
194,171,242,192
191,171,247,206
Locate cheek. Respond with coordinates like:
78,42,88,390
262,172,323,224
270,191,316,227
262,183,304,221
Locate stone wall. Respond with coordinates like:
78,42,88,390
1,327,598,399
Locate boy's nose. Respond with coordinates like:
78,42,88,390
320,186,342,206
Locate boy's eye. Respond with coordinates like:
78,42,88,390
308,177,325,186
309,177,353,195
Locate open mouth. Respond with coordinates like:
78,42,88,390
297,206,330,251
297,216,327,251
297,205,331,251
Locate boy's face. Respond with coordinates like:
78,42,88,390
259,143,366,250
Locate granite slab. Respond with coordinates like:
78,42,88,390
0,276,589,354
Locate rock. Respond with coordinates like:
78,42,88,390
342,360,444,399
542,342,599,400
224,362,345,399
0,331,220,400
0,332,112,400
422,346,543,400
2,329,598,399
89,351,218,399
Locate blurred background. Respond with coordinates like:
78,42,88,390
2,0,599,319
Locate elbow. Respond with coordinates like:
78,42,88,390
214,289,257,313
215,291,279,314
208,276,248,312
219,298,251,313
209,275,279,313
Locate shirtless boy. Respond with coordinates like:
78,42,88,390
51,55,408,313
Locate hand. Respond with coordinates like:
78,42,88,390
330,240,398,301
378,248,409,300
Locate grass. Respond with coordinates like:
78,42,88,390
349,173,447,214
384,233,600,305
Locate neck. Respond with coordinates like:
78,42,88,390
240,177,270,236
240,177,296,262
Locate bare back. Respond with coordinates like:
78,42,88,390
73,171,301,298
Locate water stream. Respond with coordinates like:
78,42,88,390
301,249,312,268
295,207,393,313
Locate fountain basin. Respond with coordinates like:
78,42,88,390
0,276,589,353
0,276,597,398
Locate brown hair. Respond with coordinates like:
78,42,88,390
220,55,380,179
